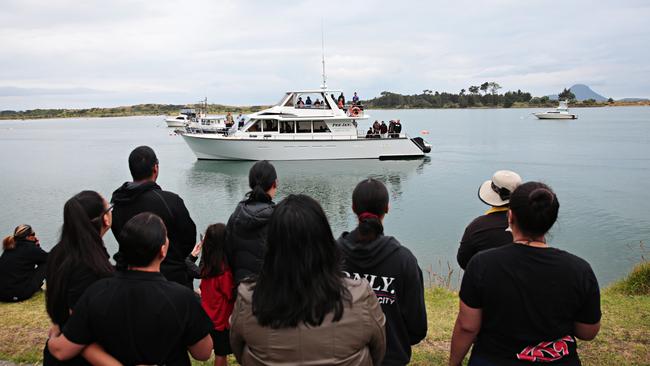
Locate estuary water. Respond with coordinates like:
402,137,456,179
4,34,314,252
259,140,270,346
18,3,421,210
1,106,649,286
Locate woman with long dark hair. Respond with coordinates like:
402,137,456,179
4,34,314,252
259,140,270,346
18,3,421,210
0,224,48,302
44,190,115,365
450,182,601,366
337,178,428,366
230,194,386,365
225,160,277,283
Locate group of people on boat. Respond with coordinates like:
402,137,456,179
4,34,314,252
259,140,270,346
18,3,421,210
0,148,601,365
366,119,402,138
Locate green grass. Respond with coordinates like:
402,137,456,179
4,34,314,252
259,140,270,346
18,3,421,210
2,266,649,365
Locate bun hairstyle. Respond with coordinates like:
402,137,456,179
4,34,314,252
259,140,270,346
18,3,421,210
246,160,277,203
352,178,389,243
3,224,34,251
509,182,560,237
46,190,114,325
119,212,168,267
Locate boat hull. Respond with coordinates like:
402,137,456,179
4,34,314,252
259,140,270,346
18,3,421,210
180,134,426,160
533,113,577,120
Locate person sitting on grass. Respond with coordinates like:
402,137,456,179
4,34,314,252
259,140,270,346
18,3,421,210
450,182,601,366
186,223,235,366
48,213,213,365
0,224,48,302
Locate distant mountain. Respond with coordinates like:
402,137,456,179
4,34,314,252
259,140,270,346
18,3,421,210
617,97,649,102
547,84,608,102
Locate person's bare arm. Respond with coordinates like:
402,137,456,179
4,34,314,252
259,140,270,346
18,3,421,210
48,333,85,361
574,321,600,341
188,334,213,361
449,300,482,366
81,343,123,366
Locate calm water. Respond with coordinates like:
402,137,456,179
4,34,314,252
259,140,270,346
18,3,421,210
1,107,649,286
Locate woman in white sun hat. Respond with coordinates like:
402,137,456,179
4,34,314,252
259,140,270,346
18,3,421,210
456,170,522,269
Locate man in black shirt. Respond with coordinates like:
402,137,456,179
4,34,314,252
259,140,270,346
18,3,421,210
111,146,197,288
457,170,522,269
48,213,213,365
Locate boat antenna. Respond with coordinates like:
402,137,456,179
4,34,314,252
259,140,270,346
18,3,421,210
320,20,327,90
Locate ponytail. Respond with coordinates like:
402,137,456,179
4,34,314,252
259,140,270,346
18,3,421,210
3,224,34,251
352,178,389,243
246,160,277,203
2,236,15,251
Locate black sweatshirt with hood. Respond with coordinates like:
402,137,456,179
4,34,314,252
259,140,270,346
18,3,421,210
225,199,274,284
111,181,196,287
337,230,427,366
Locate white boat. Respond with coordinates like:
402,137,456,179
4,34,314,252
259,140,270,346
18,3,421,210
533,100,577,120
179,89,431,161
186,115,229,134
165,109,196,127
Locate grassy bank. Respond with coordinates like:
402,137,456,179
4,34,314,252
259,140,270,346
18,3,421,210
1,272,649,365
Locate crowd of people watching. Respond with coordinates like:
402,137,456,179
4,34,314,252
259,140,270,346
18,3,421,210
0,148,601,366
366,119,402,138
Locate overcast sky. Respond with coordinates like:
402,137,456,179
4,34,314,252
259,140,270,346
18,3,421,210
1,0,649,110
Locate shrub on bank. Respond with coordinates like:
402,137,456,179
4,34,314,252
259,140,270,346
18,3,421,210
609,260,650,296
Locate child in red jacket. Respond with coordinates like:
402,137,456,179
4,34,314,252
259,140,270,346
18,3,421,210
186,223,235,366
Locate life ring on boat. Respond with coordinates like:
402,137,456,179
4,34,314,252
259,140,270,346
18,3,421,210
349,107,362,117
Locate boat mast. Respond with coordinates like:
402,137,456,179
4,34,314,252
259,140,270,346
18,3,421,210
320,20,327,90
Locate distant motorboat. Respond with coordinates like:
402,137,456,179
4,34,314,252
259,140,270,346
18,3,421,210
165,108,196,127
185,115,229,134
533,100,577,120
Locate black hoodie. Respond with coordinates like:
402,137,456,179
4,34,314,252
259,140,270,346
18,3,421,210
337,230,427,366
225,199,274,284
111,181,196,288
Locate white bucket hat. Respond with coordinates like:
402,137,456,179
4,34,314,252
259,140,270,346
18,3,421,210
478,170,522,207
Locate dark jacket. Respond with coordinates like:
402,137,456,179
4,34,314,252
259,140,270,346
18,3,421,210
225,199,274,284
0,239,48,301
457,210,512,270
111,181,196,287
337,231,427,366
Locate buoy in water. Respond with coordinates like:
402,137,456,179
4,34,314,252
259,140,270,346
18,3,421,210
421,130,429,135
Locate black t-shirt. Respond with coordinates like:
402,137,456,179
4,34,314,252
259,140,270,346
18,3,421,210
460,244,601,365
457,210,512,269
62,270,212,366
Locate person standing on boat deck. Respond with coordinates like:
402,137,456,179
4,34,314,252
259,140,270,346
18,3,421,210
393,119,402,135
47,213,214,365
0,224,48,302
373,120,381,134
450,182,601,366
305,96,312,106
296,97,305,108
388,120,395,137
314,98,321,107
110,146,197,288
338,92,346,106
337,178,427,366
226,112,234,126
457,170,522,270
380,121,388,137
352,91,360,105
226,160,277,284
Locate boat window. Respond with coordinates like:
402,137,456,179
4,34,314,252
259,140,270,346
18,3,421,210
283,93,294,107
296,121,311,133
247,120,262,132
280,121,295,133
263,119,278,132
312,120,330,133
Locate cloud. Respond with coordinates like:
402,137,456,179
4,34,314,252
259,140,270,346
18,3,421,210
0,0,649,109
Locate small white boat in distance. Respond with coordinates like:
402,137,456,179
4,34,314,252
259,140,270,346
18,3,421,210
179,89,432,161
533,100,577,120
186,115,229,134
165,108,196,127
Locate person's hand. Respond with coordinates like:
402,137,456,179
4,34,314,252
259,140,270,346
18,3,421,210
48,323,61,339
191,240,203,257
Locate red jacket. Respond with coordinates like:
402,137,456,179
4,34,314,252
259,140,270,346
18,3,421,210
200,268,235,331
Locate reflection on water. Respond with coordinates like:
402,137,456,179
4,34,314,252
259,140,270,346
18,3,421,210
185,158,431,234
